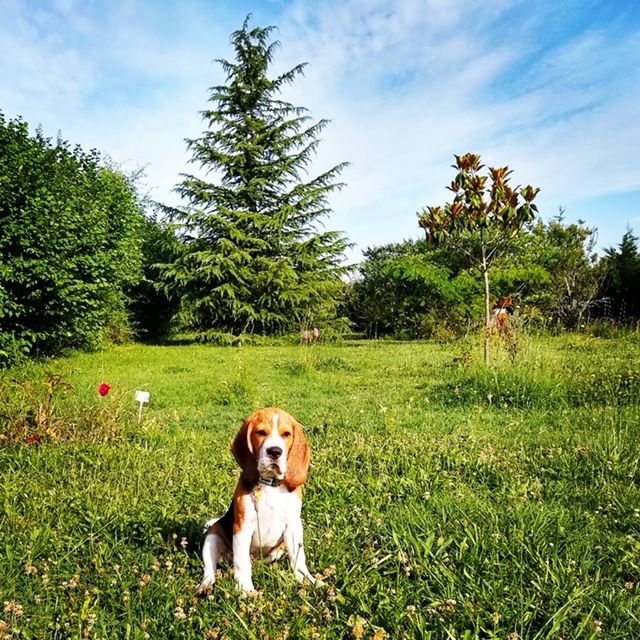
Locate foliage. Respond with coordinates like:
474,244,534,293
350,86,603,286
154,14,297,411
347,240,477,339
530,214,602,328
126,214,182,342
159,16,351,337
418,154,539,361
0,112,144,366
349,215,603,339
598,229,640,323
1,336,640,637
346,241,421,338
494,213,603,329
347,210,626,341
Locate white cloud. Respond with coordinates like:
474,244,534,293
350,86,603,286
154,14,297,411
0,3,96,112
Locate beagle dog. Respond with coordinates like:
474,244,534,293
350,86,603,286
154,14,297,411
198,407,318,593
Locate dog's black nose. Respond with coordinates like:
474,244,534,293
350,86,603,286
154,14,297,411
266,446,283,459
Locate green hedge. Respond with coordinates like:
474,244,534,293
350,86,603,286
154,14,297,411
0,113,144,366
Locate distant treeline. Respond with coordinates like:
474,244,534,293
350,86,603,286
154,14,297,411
345,223,640,340
1,114,638,366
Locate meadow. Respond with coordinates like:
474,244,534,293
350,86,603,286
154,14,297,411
1,333,639,639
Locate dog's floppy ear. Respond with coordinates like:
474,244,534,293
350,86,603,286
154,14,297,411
231,417,258,484
285,418,310,490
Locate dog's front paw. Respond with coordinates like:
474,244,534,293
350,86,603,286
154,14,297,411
238,582,256,593
196,573,216,594
235,575,256,594
295,569,325,587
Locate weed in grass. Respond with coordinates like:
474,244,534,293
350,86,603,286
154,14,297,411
279,346,356,378
280,344,322,377
214,353,258,407
315,356,355,372
0,373,132,446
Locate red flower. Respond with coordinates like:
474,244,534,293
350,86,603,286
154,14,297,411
26,434,43,445
98,382,111,397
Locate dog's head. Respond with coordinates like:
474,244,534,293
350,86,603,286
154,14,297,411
231,407,310,490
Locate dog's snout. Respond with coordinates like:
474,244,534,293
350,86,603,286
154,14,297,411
266,446,283,459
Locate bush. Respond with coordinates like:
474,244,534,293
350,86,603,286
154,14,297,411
0,113,144,366
126,215,181,342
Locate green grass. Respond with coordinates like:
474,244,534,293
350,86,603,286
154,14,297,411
1,334,639,639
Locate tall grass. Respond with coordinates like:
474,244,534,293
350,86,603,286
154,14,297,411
1,333,639,638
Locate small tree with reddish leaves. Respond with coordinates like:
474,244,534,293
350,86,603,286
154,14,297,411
418,153,539,363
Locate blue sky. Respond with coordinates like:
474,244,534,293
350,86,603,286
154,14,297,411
2,0,639,263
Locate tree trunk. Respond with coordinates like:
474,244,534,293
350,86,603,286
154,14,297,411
481,234,491,364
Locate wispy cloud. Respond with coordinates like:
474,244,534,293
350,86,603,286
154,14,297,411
276,0,640,253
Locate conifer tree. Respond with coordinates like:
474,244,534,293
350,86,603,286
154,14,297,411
161,16,350,337
601,230,640,322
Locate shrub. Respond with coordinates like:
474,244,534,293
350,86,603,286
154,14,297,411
0,113,144,366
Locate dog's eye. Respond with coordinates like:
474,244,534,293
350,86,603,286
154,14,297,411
281,432,292,438
256,429,268,437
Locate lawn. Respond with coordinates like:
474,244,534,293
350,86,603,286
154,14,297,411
1,334,639,639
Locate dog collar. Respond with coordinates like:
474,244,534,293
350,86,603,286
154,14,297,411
257,477,283,487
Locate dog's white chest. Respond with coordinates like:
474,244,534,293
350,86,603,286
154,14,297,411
249,486,300,554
